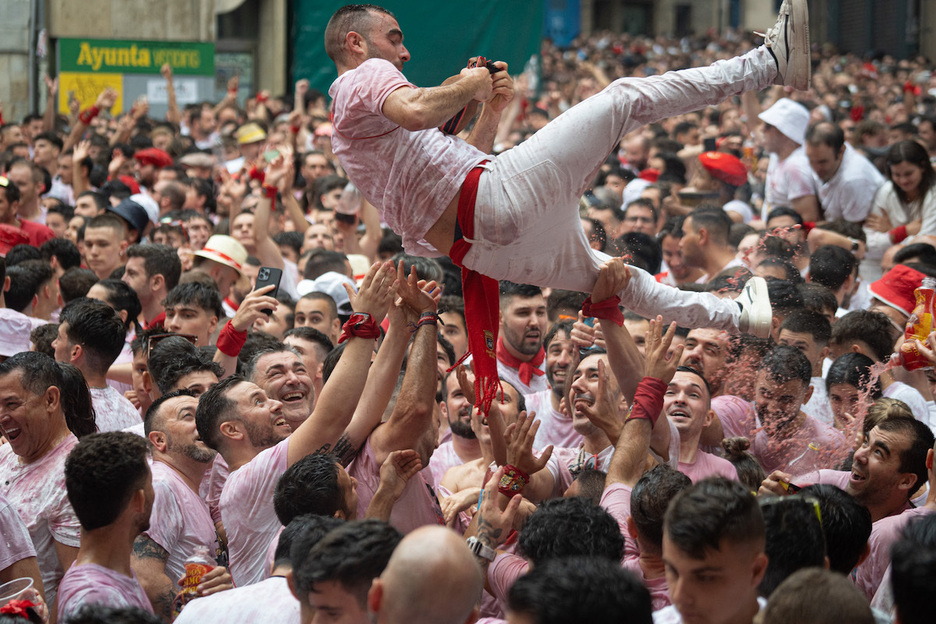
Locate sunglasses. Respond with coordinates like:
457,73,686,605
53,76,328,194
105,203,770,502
759,494,823,528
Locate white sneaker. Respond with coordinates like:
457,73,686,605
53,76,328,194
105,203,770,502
735,276,772,338
761,0,811,90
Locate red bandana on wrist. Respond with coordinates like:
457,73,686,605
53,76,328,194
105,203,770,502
496,338,545,386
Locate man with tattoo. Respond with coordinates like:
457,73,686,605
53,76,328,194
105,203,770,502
195,261,396,586
346,263,447,533
132,391,233,622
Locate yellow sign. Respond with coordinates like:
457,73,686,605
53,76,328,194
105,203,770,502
58,72,124,116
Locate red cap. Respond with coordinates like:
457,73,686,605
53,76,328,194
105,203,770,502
118,175,141,195
0,224,29,256
869,264,927,318
699,151,748,186
134,147,173,169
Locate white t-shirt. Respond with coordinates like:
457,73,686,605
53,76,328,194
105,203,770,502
883,382,930,424
220,439,289,587
329,58,488,257
91,386,143,432
803,376,835,427
145,461,218,581
763,146,815,216
814,144,885,222
496,358,548,396
0,436,80,608
174,575,300,624
57,564,153,621
654,597,767,623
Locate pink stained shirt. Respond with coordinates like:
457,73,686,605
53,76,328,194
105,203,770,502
220,438,289,587
678,450,740,483
90,386,143,432
0,491,36,571
57,564,153,621
487,552,529,613
854,506,933,600
145,461,219,581
601,483,671,611
347,437,445,533
329,58,488,257
0,435,80,609
173,575,300,624
199,454,230,526
712,398,849,475
527,389,584,451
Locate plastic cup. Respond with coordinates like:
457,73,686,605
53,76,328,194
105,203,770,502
0,577,34,604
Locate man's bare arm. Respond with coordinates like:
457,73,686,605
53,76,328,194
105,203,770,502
131,534,175,623
381,68,493,132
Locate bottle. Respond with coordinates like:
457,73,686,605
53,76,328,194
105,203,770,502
892,276,936,371
172,545,215,618
786,442,820,480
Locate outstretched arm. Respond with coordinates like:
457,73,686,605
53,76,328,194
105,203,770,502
382,67,495,131
607,318,683,487
369,263,441,466
287,261,396,467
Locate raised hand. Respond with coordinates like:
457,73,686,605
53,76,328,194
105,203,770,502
392,261,439,316
644,316,683,384
229,284,279,332
377,449,423,501
592,257,631,303
347,260,396,321
504,410,552,475
96,88,118,110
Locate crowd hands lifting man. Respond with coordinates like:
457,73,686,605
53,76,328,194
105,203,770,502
5,1,936,624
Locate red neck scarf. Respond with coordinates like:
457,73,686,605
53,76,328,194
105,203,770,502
496,338,545,386
450,164,501,415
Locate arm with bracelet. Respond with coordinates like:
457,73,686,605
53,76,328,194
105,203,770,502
607,317,684,488
368,262,443,467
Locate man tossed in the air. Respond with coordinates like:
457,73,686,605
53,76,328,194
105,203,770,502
325,1,811,343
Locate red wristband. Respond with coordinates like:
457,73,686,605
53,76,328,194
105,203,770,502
338,312,381,344
78,105,100,125
581,295,625,326
247,166,265,184
290,125,301,134
216,322,248,357
262,185,277,199
627,377,668,427
891,225,908,243
498,464,530,497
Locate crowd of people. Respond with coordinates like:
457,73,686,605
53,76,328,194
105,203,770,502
1,1,936,623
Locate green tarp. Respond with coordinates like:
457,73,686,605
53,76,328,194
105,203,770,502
291,2,544,97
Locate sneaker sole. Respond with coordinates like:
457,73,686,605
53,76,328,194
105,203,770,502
787,0,811,90
741,276,772,339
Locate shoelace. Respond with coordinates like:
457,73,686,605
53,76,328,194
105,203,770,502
753,0,790,46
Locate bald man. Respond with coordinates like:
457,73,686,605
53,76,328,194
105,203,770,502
367,526,483,624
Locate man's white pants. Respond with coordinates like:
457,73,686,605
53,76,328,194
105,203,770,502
461,47,776,331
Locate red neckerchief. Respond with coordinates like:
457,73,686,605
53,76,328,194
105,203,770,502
144,310,166,330
224,297,239,312
496,337,545,387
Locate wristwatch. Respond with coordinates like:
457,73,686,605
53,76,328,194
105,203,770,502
848,237,860,252
466,536,496,562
